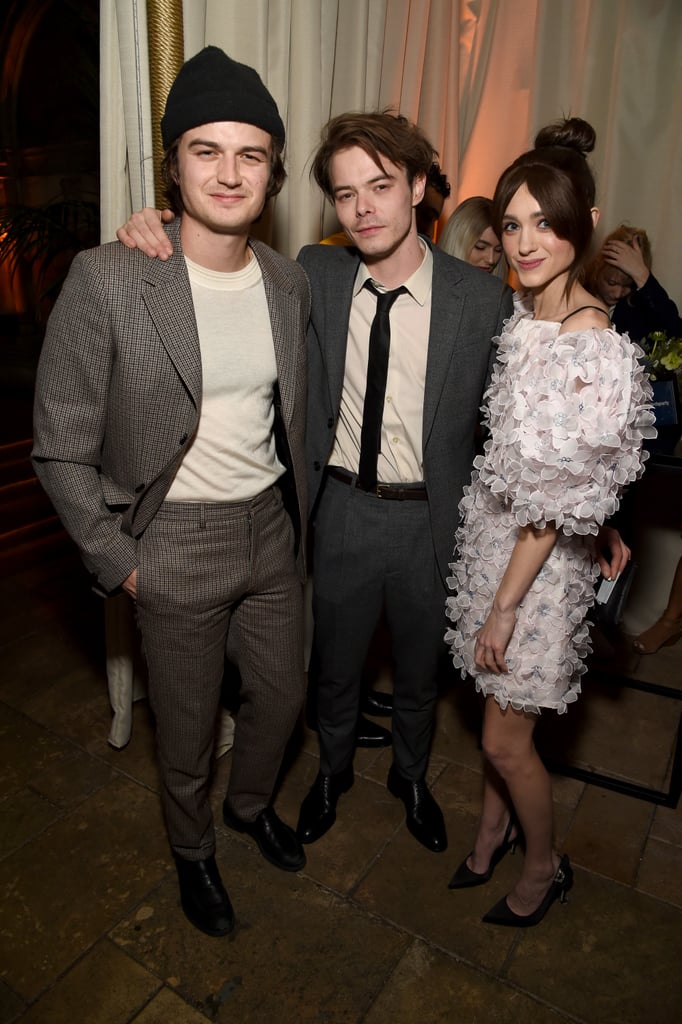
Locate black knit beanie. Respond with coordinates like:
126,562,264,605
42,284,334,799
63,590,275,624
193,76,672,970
160,46,285,149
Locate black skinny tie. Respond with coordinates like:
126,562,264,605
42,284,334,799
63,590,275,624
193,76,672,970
358,282,406,490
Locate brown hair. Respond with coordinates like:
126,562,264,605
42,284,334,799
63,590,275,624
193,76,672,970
492,117,597,294
160,134,286,216
311,110,436,200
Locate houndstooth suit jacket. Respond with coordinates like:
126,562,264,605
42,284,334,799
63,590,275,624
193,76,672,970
32,218,310,595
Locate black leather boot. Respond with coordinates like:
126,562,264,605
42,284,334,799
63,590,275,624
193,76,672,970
174,853,235,936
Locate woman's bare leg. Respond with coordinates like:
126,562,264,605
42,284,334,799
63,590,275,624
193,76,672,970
466,758,516,874
633,556,682,654
480,696,559,915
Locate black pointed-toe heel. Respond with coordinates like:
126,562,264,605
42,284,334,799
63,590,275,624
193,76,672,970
482,854,573,927
448,816,521,890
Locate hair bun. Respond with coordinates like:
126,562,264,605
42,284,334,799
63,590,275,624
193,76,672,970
534,117,596,157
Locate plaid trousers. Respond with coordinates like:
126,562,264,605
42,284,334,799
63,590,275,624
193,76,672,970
135,485,305,860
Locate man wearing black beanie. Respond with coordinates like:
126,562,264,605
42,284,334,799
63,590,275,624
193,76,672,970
32,47,310,937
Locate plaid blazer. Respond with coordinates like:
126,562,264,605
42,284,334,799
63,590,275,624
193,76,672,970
33,218,310,594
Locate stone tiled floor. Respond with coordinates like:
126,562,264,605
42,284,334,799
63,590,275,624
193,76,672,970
1,548,682,1023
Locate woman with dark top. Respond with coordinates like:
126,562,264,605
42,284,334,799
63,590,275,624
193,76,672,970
586,224,682,342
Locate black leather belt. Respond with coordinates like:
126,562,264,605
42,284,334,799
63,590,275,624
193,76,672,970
326,466,428,501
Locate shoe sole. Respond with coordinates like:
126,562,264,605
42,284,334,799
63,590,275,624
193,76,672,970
180,900,235,937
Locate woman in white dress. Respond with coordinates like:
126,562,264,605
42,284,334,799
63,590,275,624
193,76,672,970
445,118,655,927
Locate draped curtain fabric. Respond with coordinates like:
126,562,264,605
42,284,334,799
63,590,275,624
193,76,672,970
100,0,682,291
531,0,682,275
100,0,154,242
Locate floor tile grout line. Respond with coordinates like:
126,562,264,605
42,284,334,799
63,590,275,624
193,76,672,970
0,691,170,802
298,874,592,1024
633,799,658,889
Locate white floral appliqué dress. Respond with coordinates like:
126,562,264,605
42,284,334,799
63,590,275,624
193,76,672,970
445,311,656,714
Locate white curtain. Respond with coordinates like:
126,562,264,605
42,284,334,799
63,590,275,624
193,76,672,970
100,0,682,292
530,0,682,275
100,0,155,243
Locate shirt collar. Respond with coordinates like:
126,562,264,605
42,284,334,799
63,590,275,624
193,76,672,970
352,239,433,306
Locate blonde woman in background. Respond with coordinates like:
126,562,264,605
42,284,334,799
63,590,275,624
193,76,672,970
438,196,508,280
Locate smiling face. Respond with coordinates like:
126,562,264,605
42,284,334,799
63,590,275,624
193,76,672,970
501,183,575,292
468,226,503,272
329,146,425,268
175,121,273,238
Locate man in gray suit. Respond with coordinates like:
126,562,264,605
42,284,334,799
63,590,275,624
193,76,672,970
32,47,310,937
297,112,512,854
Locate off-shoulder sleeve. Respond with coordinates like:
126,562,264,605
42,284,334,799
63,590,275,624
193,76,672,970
476,325,657,535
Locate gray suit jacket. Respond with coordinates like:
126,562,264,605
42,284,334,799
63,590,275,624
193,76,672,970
33,219,310,594
298,241,512,586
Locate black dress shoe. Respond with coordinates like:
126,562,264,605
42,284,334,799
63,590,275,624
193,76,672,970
222,805,305,872
360,688,394,717
296,766,354,844
174,853,235,937
387,765,447,853
356,714,392,747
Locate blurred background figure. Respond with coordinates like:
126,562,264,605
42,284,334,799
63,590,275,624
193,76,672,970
633,554,682,655
586,224,682,342
415,162,451,240
438,196,508,281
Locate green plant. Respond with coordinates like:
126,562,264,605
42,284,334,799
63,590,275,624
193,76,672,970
643,331,682,382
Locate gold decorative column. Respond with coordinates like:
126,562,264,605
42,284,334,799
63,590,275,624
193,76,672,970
146,0,184,207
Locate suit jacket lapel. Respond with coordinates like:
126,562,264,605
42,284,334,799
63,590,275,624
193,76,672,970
141,218,202,408
138,228,304,426
423,249,465,447
324,253,358,416
251,238,300,429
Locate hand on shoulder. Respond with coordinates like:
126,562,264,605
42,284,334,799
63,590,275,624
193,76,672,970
116,208,175,259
